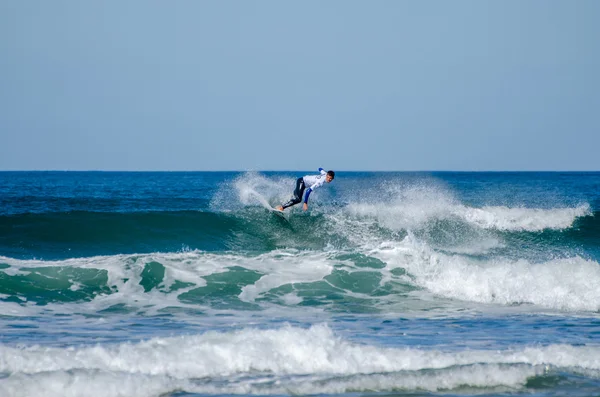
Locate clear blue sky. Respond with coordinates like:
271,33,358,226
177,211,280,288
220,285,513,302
1,1,599,171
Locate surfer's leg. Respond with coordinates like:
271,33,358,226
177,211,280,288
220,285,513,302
281,199,298,210
293,177,305,199
281,178,305,209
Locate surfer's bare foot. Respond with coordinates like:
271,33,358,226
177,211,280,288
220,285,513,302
275,206,284,211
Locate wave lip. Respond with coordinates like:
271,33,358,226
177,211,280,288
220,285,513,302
1,325,600,396
461,204,592,232
346,191,590,233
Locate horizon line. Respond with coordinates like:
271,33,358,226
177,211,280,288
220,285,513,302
1,169,599,173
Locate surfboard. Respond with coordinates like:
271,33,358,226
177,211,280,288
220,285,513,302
268,207,289,221
270,207,285,216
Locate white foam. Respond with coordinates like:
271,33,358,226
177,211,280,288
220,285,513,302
0,249,336,314
439,236,504,255
344,183,590,233
239,251,334,302
0,371,184,397
280,292,303,305
209,171,294,212
0,253,210,316
3,324,600,375
1,325,599,396
372,235,600,311
345,184,458,231
0,365,539,396
462,204,592,231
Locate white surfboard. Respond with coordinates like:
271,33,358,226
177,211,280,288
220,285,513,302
270,206,288,219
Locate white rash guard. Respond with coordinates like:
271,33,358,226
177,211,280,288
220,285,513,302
302,168,328,203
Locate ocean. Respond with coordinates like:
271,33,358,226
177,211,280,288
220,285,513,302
0,171,599,397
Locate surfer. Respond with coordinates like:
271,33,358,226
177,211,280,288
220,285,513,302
276,168,335,211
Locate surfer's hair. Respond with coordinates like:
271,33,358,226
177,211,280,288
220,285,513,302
327,171,335,179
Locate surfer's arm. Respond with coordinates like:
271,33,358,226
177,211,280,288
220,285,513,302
303,188,313,204
303,180,324,204
303,173,326,208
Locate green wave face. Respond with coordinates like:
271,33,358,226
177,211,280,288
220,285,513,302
1,207,598,260
0,250,421,314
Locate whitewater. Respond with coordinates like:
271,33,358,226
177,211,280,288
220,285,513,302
1,171,599,397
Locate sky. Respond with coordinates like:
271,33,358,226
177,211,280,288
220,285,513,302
1,1,599,171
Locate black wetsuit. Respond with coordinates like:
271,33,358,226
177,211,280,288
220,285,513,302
281,177,306,210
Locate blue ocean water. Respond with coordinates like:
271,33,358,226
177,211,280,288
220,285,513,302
1,171,599,397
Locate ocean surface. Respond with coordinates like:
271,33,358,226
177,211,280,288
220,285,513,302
0,171,599,397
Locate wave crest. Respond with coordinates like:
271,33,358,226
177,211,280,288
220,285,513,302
1,325,599,396
373,234,600,311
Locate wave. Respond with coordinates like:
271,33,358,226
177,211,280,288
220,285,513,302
1,172,595,262
2,233,600,314
0,210,237,257
0,250,337,315
346,200,591,233
1,325,599,396
463,204,592,231
1,204,594,261
0,209,328,259
372,234,600,311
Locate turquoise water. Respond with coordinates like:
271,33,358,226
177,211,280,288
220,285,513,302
1,171,599,397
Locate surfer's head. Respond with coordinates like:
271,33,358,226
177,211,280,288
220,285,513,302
326,171,335,183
